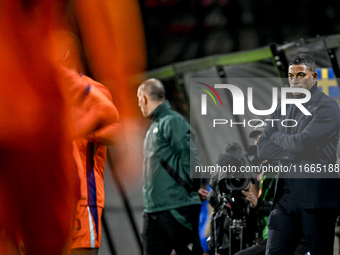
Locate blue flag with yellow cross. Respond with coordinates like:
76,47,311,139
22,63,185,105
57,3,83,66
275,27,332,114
316,68,339,97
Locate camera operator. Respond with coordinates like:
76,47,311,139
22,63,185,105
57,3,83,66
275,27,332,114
208,142,258,255
235,123,308,255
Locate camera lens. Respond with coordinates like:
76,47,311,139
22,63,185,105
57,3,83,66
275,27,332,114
230,176,245,188
228,172,250,191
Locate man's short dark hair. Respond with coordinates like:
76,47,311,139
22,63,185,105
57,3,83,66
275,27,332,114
289,54,316,72
142,79,165,102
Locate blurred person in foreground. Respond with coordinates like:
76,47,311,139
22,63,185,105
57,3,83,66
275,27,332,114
257,54,340,255
137,78,207,255
53,31,120,255
0,2,80,255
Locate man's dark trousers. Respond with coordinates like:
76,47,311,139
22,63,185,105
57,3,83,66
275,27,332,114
142,205,203,255
266,191,339,255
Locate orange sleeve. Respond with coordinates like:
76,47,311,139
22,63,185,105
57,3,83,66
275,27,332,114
84,77,121,145
60,69,119,139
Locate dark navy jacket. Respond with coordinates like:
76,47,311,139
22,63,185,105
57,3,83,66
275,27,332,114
257,84,340,209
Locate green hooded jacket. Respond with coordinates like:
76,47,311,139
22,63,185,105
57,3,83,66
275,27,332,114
143,100,202,213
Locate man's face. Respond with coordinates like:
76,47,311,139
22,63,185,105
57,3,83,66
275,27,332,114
137,87,148,117
288,64,317,97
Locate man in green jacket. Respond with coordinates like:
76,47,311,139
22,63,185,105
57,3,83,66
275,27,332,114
137,78,206,255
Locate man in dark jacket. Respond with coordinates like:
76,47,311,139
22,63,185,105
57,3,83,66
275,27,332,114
137,78,205,255
237,122,308,255
257,54,340,255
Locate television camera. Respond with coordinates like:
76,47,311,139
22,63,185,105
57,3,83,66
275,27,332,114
208,142,258,255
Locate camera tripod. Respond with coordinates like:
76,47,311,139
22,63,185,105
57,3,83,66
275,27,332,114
228,218,246,255
211,193,251,255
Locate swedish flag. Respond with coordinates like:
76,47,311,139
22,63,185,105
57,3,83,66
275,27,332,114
316,68,339,97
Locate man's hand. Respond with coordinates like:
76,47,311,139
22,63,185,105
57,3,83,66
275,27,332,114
242,190,258,208
198,188,209,201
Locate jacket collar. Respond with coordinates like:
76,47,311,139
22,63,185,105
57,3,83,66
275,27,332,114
148,100,171,121
303,82,322,109
288,82,322,133
290,82,321,108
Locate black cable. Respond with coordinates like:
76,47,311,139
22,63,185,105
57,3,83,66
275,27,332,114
101,209,117,255
107,149,143,255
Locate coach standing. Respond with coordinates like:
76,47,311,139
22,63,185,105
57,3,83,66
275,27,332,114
137,78,205,255
257,54,340,255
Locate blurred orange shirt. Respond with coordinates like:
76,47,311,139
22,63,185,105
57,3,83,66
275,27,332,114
71,77,115,208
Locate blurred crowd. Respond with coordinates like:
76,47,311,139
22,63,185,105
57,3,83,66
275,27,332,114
141,0,340,69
